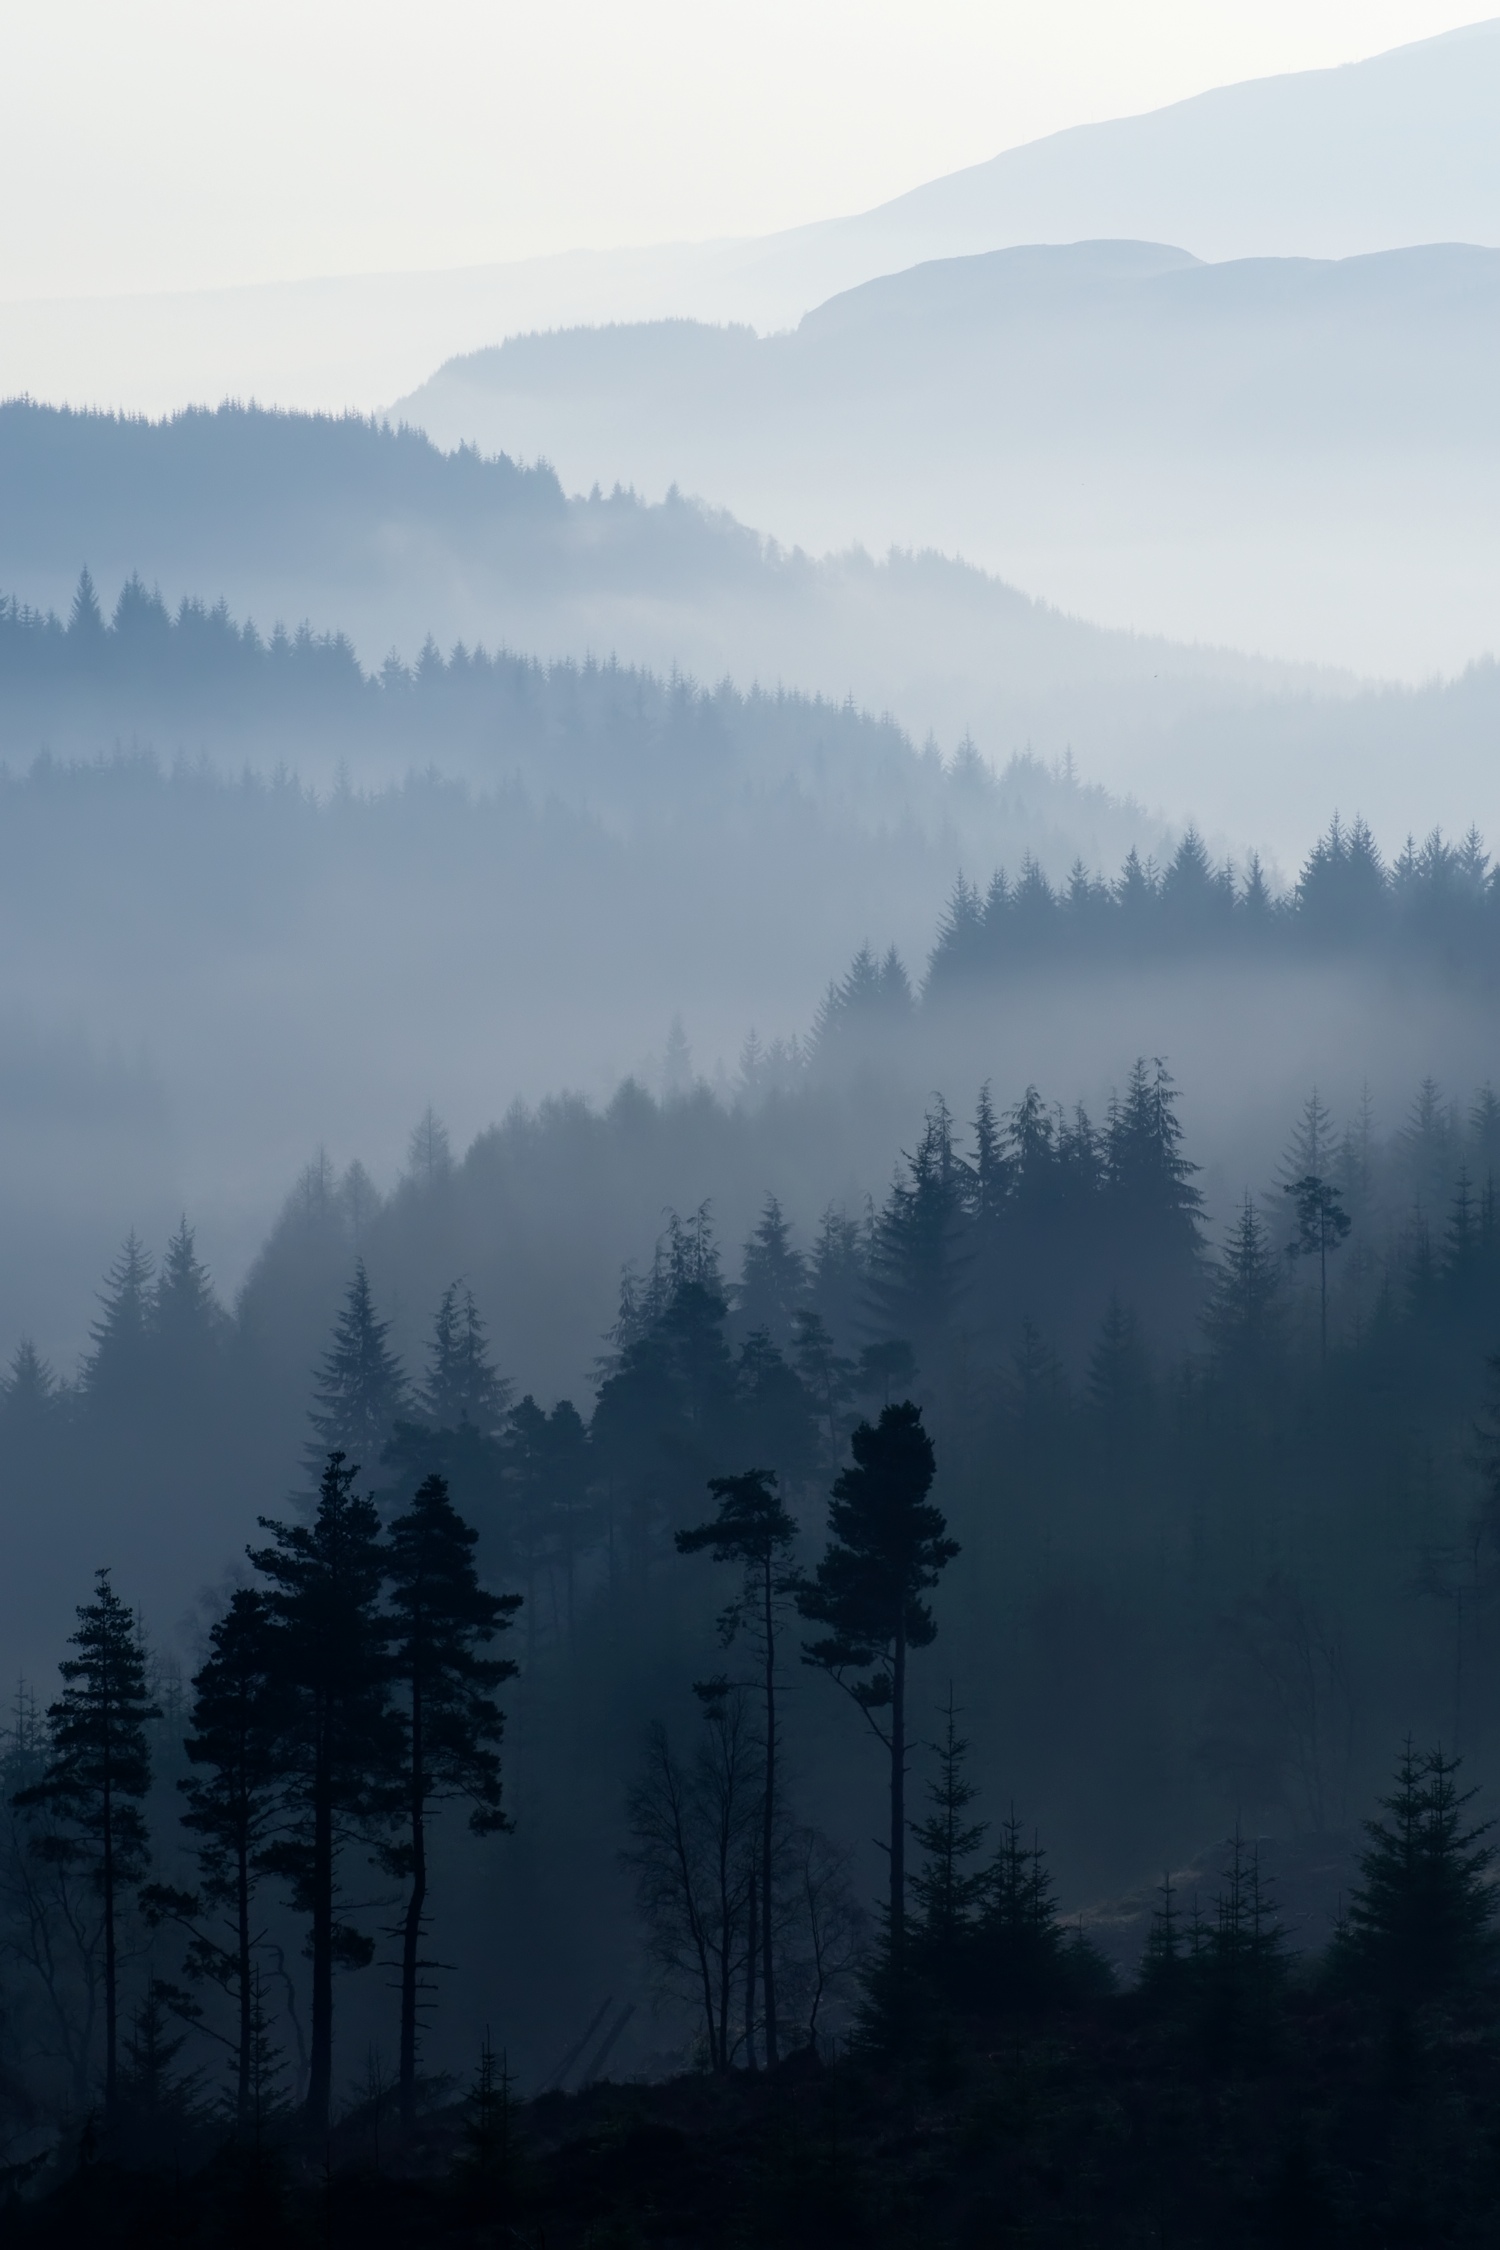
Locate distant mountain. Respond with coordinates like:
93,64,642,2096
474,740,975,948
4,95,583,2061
392,237,1500,680
5,21,1500,419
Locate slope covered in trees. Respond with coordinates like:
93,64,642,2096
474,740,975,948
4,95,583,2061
3,1044,1500,2235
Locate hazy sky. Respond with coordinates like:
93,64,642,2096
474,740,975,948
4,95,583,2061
4,3,1489,302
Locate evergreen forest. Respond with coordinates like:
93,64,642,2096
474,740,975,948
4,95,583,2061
6,1022,1500,2238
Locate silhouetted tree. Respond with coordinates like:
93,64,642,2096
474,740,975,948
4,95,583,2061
1284,1175,1352,1366
383,1472,518,2126
677,1469,801,2066
737,1197,807,1351
307,1261,409,1474
799,1403,956,1997
1343,1743,1495,2011
14,1571,158,2122
152,1589,283,2130
421,1282,509,1434
908,1690,988,1991
248,1454,396,2131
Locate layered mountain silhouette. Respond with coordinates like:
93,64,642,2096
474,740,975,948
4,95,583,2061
6,20,1500,418
391,236,1500,678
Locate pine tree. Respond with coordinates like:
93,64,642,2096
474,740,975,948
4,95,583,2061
791,1309,855,1470
799,1403,957,1996
248,1454,397,2132
1202,1194,1283,1381
420,1281,509,1433
83,1233,155,1416
977,1813,1070,2009
1138,1873,1185,2002
908,1690,988,1989
1283,1175,1352,1367
1,1340,58,1431
13,1571,159,2121
678,1469,802,2066
736,1196,807,1351
152,1219,222,1361
307,1260,409,1473
406,1107,452,1189
67,566,106,648
1085,1295,1152,1442
384,1474,519,2126
1343,1743,1495,2010
175,1589,285,2130
867,1100,971,1358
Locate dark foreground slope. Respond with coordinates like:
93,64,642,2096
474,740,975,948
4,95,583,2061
15,1971,1500,2248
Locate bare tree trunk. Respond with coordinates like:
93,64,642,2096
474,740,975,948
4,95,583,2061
399,1676,426,2129
305,1708,333,2132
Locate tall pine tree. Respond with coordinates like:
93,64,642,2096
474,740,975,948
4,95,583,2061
14,1571,158,2122
384,1473,518,2126
249,1454,397,2131
799,1403,957,1998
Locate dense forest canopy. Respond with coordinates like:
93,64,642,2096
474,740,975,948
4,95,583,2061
5,1033,1500,2205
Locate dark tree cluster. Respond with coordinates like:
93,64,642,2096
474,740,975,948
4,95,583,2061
918,816,1500,995
0,567,924,816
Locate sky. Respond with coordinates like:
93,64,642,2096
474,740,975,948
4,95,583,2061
3,3,1490,303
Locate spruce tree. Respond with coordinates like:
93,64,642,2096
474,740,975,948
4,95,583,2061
384,1473,518,2126
678,1469,801,2066
736,1197,807,1352
1344,1742,1495,2010
908,1690,988,1990
13,1570,159,2121
249,1454,397,2132
1202,1194,1283,1383
421,1281,509,1434
1283,1175,1352,1367
307,1260,409,1473
83,1233,156,1418
799,1402,957,1996
152,1219,222,1364
176,1589,285,2129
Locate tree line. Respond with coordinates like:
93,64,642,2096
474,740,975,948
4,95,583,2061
6,1060,1500,2149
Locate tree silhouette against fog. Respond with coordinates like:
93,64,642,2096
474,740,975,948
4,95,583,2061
13,1571,158,2123
383,1473,518,2127
799,1402,956,2000
677,1469,801,2067
248,1453,396,2132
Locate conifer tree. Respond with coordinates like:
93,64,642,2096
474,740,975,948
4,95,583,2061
83,1233,155,1416
736,1196,807,1351
1344,1742,1495,2010
248,1454,397,2132
908,1690,988,1988
384,1473,518,2126
1283,1175,1352,1367
791,1309,855,1470
406,1107,453,1189
152,1219,222,1362
307,1260,409,1473
421,1281,509,1433
867,1102,970,1357
678,1469,801,2066
1202,1194,1284,1380
799,1403,957,1994
172,1590,284,2129
978,1813,1072,2008
13,1570,159,2122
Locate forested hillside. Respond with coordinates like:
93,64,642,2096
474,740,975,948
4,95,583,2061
0,396,1375,854
4,1039,1500,2160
